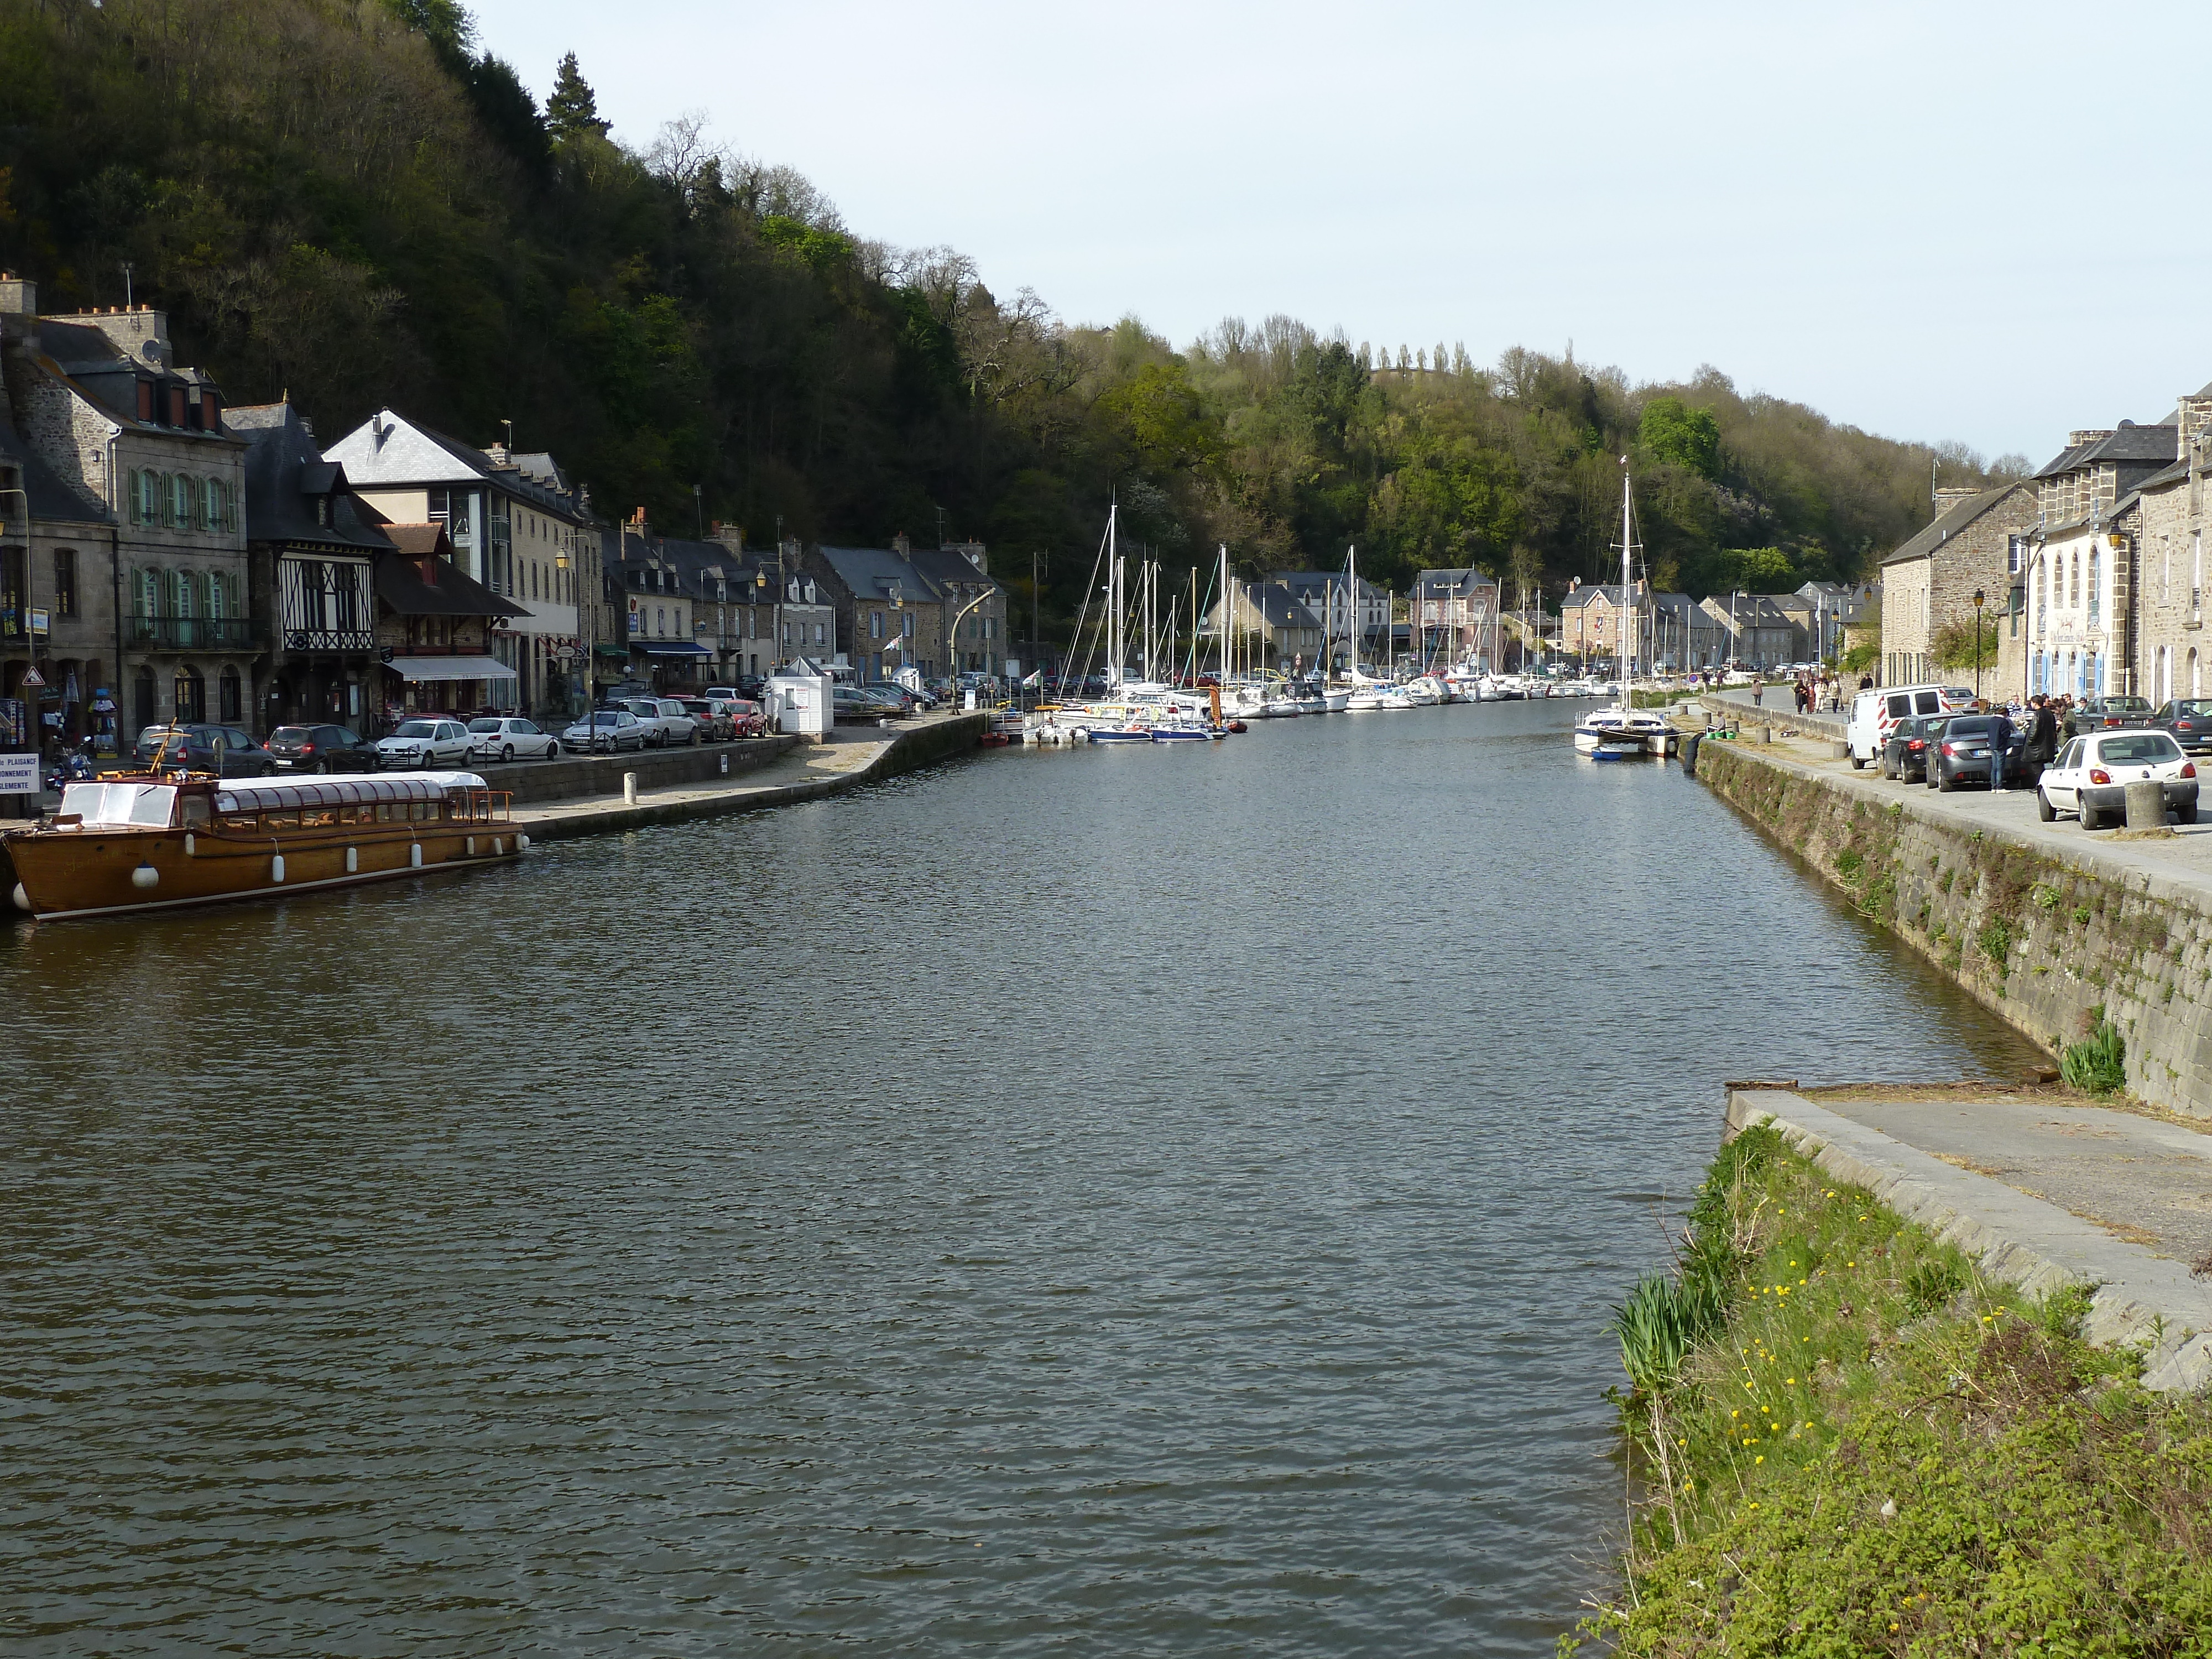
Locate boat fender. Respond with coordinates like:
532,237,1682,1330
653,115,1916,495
131,862,159,890
493,837,504,856
1072,727,1090,743
269,854,285,884
409,843,422,869
517,834,530,852
11,881,30,913
345,847,358,874
466,837,477,857
183,833,195,857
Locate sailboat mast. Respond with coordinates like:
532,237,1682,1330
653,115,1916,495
1619,459,1636,693
1108,503,1121,689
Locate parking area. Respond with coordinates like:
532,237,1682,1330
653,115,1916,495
1730,725,2212,898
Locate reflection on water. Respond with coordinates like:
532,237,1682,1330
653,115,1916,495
0,701,2037,1656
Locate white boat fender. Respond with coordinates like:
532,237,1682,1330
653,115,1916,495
517,833,530,852
410,843,422,869
270,854,285,884
11,881,31,912
132,862,160,890
346,847,358,873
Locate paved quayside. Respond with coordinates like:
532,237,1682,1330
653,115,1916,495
509,711,984,843
1729,1085,2212,1391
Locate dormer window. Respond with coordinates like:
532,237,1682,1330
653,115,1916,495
169,385,187,427
137,380,154,422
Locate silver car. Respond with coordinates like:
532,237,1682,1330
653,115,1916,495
561,708,646,753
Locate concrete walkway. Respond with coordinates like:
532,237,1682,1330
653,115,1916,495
1730,1086,2212,1391
510,711,985,842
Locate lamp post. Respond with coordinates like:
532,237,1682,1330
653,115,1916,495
1972,587,1986,699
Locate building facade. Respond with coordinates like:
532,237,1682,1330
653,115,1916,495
1880,482,2038,691
325,410,593,716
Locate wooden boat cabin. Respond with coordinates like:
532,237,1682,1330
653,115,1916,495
2,771,521,922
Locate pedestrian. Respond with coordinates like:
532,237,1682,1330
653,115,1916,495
2030,694,2058,773
1752,677,1764,711
1858,672,1874,691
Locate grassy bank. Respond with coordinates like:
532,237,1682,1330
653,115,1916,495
1572,1126,2212,1655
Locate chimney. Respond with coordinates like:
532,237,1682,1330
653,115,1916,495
709,521,744,552
0,273,37,316
891,531,910,555
2067,429,2114,449
2177,395,2212,451
1932,486,1980,519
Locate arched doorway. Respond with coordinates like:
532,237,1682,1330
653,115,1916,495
134,665,156,732
174,665,206,724
218,665,242,724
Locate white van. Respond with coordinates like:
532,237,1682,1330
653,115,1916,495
1846,684,1976,768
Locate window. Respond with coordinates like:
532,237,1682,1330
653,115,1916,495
53,548,76,615
2088,548,2101,625
174,666,205,723
2069,551,2080,607
218,666,242,724
2036,559,2046,629
2007,535,2026,576
170,473,191,528
870,611,884,639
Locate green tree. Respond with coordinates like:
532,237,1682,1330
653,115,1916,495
1639,395,1721,479
546,51,609,143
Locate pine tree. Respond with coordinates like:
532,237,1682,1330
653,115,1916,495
546,51,611,143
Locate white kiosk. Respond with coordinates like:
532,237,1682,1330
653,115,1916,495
768,657,834,742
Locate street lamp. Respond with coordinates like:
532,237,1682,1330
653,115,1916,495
1972,587,1986,699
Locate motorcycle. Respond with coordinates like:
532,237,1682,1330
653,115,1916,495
43,737,96,793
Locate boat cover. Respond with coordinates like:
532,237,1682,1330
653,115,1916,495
210,772,491,813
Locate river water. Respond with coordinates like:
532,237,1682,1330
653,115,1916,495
0,700,2039,1656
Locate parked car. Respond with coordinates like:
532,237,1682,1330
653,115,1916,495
611,697,698,747
707,696,765,737
133,723,279,777
562,708,646,753
1924,713,2026,792
2065,695,2154,738
375,718,473,770
2037,730,2199,828
466,715,560,763
832,685,884,720
2149,698,2212,754
858,683,916,713
1879,715,1945,783
675,698,734,741
1847,683,1976,768
266,723,379,774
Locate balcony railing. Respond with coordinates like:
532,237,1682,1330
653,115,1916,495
280,625,377,653
127,614,255,651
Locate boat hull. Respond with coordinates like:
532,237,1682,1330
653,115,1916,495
4,821,520,922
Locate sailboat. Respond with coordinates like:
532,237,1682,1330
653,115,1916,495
1573,462,1678,760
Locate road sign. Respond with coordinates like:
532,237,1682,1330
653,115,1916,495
19,667,44,688
0,752,39,794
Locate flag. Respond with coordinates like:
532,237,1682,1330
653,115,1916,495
1022,670,1043,688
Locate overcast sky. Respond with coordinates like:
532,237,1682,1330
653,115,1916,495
469,0,2212,466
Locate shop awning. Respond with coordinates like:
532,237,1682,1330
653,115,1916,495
594,642,630,658
382,655,518,682
633,641,711,656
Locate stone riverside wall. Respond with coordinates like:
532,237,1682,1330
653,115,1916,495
1695,739,2212,1115
492,735,799,804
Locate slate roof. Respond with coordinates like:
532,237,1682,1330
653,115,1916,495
2031,421,2178,480
907,545,999,593
1879,482,2033,568
375,526,523,618
1241,581,1319,630
815,544,943,602
228,400,393,554
1410,567,1499,599
1269,570,1384,602
325,410,592,524
1561,583,1633,609
0,421,106,521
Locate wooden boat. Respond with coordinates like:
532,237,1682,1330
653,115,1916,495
3,770,521,922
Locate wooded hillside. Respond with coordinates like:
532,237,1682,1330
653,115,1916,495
0,0,2016,639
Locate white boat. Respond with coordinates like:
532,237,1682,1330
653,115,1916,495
1575,465,1679,760
1404,675,1444,706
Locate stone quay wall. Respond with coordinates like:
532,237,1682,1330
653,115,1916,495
1695,738,2212,1115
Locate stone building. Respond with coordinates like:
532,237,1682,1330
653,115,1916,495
1695,593,1799,670
1879,482,2038,691
804,536,1005,683
229,401,395,735
1206,581,1322,672
0,277,253,743
2020,420,2179,701
909,541,1008,680
1271,569,1390,667
1409,568,1500,665
2090,388,2212,708
0,420,113,762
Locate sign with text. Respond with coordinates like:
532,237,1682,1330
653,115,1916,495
0,752,40,794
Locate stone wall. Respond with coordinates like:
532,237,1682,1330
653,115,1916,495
1695,738,2212,1115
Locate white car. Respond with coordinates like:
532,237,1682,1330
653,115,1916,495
2037,730,2200,830
375,718,473,770
466,716,560,763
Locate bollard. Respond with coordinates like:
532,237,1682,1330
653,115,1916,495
1831,740,1849,760
1761,726,1773,744
623,771,639,806
2125,779,2166,830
